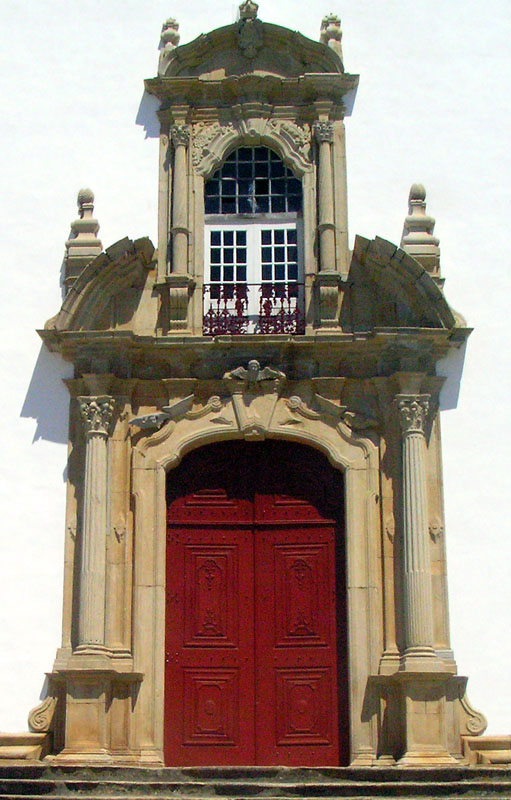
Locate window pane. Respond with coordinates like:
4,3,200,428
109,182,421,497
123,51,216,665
274,246,285,262
221,199,235,213
205,180,219,196
224,231,234,245
223,162,236,177
275,265,285,281
262,265,272,281
236,248,246,264
255,147,268,161
224,248,234,263
205,197,219,213
236,266,247,282
262,247,272,263
255,161,269,177
271,196,285,213
237,230,247,245
287,194,302,212
211,266,221,282
210,248,221,264
274,229,285,244
287,245,298,261
238,162,252,178
211,231,221,246
256,196,269,212
224,265,234,282
238,148,252,161
287,229,297,244
288,264,298,281
261,230,272,244
239,196,252,213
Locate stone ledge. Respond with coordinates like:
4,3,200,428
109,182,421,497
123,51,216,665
463,735,511,765
0,732,49,762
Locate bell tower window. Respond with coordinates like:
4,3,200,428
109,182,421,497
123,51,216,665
203,146,305,335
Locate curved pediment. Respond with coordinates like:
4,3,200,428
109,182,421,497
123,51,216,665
44,237,155,333
161,20,343,80
344,236,458,331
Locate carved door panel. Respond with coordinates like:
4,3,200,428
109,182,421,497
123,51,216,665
165,527,255,765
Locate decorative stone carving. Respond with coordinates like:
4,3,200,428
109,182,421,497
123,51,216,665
315,273,341,327
396,394,429,434
313,120,334,144
170,125,190,148
320,14,343,61
64,189,103,295
131,395,224,431
224,359,285,388
192,119,311,177
78,396,115,437
236,1,263,58
401,183,441,280
158,18,180,76
429,518,444,542
28,696,56,733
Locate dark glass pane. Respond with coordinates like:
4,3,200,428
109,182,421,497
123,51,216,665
261,230,272,244
238,196,252,213
262,264,272,281
274,229,285,244
275,265,285,281
255,147,267,161
224,248,234,264
236,266,247,282
255,161,269,177
238,148,252,160
271,196,285,213
270,160,285,177
272,179,285,195
225,150,237,162
287,245,298,261
223,162,236,177
287,194,302,211
210,248,221,264
237,230,247,245
238,179,252,195
238,162,252,178
211,231,221,246
221,199,235,213
288,264,298,281
224,231,234,245
205,180,219,196
262,247,272,263
210,285,221,300
224,265,234,282
274,246,285,262
222,179,236,196
236,248,246,264
255,179,269,194
288,178,302,194
256,196,269,212
287,228,297,244
269,149,280,161
205,197,219,213
210,266,221,282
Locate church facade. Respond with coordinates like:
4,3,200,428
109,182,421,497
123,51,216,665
6,2,498,768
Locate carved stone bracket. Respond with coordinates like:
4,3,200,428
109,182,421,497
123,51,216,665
429,517,444,542
313,120,334,143
28,695,57,733
223,360,286,439
78,396,115,437
282,392,377,432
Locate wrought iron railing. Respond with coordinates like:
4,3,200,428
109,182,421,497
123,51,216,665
203,283,305,336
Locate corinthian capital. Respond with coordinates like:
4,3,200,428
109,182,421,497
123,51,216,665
313,120,334,144
78,395,115,436
396,394,430,435
171,125,190,147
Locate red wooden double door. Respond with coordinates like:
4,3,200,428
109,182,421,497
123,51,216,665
165,441,348,766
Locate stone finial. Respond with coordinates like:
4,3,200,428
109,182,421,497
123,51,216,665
239,0,259,20
320,14,343,61
158,18,180,75
64,189,102,295
401,183,441,280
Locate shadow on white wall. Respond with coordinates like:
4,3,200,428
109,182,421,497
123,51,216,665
136,91,160,139
21,345,73,445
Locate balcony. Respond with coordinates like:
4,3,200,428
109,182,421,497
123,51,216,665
203,283,305,336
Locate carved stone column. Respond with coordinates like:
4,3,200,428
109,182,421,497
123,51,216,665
314,120,336,273
396,392,437,664
77,395,115,651
170,124,190,276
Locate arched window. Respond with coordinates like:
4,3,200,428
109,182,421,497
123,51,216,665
203,146,305,335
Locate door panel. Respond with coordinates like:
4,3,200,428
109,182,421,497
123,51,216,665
255,528,340,765
165,528,255,765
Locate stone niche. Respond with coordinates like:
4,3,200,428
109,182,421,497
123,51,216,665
2,2,497,769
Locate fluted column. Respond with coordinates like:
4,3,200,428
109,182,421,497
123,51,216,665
314,120,336,272
396,393,437,663
77,395,115,650
170,124,190,275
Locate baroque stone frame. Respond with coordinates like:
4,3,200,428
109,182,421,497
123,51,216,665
130,382,382,765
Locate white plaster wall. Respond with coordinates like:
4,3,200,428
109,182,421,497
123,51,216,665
1,0,509,735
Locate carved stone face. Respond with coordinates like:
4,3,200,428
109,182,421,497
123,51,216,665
247,359,260,374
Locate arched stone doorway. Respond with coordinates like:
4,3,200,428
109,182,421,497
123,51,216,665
164,440,349,766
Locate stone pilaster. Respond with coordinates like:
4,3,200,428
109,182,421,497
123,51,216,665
314,120,336,273
76,395,115,651
396,392,437,665
170,124,190,276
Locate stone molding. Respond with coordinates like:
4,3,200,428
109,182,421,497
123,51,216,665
28,696,57,733
314,120,334,143
78,395,115,437
192,118,312,177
